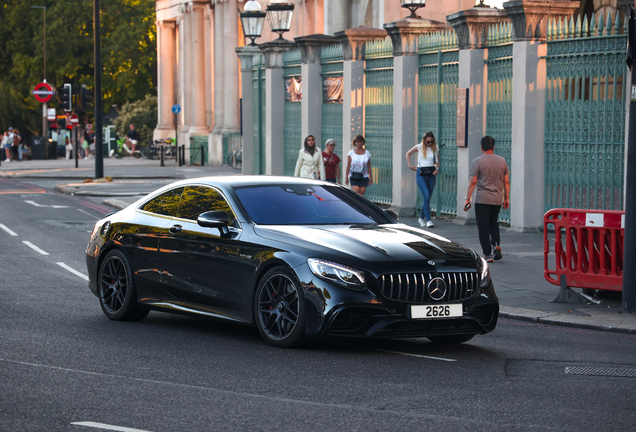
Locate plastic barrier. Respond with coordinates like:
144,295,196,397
544,209,624,294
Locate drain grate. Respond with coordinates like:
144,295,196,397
565,367,636,378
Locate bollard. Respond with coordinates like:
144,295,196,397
181,145,185,166
201,144,205,166
160,146,165,167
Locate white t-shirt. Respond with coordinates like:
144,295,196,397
416,144,439,167
348,150,371,177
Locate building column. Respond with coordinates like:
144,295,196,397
236,46,260,176
222,0,240,135
155,21,177,141
187,1,210,136
385,18,446,217
335,27,387,183
448,6,504,225
504,0,579,232
296,34,338,149
260,40,294,176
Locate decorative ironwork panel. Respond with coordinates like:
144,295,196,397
222,132,242,164
364,38,394,204
252,54,266,175
417,30,459,217
544,13,626,211
283,49,302,176
486,22,513,223
321,44,344,151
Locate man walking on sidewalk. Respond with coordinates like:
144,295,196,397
464,136,510,263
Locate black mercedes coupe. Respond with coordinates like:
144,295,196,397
86,176,498,347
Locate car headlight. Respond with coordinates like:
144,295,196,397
477,256,491,288
307,258,366,291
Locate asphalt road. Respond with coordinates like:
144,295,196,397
1,176,636,432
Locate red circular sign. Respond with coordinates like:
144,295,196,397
33,82,54,103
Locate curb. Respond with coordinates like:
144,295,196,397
499,306,636,335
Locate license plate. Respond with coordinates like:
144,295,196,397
408,304,463,319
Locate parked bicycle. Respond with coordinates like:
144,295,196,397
143,139,176,160
110,138,141,159
228,147,242,170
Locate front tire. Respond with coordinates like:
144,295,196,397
254,267,306,348
98,250,149,321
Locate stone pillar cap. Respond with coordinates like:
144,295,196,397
334,26,388,61
258,39,296,69
503,0,580,41
236,45,261,72
384,18,448,56
294,34,338,64
447,6,506,49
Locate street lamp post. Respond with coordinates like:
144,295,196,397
266,0,295,40
399,0,426,19
240,0,266,46
32,5,47,139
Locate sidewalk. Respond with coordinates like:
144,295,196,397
3,157,635,334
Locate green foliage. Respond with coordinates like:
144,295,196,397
112,95,157,145
0,0,156,136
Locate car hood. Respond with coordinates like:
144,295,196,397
254,223,477,267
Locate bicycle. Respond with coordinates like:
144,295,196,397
146,139,176,160
228,147,242,170
110,138,141,159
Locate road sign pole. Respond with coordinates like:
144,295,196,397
94,0,103,179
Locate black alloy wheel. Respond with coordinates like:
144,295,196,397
98,250,149,321
254,267,306,348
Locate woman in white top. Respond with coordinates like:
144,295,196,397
345,135,373,197
294,135,326,180
406,131,439,228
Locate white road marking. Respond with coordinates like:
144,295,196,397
0,224,18,236
56,262,89,281
22,241,49,255
24,200,69,209
78,209,100,219
71,422,153,432
361,346,457,362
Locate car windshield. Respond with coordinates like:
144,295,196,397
234,184,393,225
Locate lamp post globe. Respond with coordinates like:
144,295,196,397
399,0,426,19
266,0,295,40
240,0,266,46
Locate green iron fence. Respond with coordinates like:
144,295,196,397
417,30,459,217
189,135,208,165
252,54,266,174
485,22,513,223
283,48,302,176
320,44,344,152
544,12,626,211
364,38,394,204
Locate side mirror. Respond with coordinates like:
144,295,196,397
384,209,399,222
197,211,230,229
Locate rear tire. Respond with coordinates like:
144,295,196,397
254,267,306,348
427,334,475,344
98,250,149,321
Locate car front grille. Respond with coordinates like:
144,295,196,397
378,272,479,303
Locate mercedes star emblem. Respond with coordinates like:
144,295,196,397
428,277,447,301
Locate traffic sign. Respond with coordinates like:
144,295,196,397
47,108,56,121
172,104,181,114
32,82,55,103
70,113,79,125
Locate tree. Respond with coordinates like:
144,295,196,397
112,95,157,145
0,0,156,137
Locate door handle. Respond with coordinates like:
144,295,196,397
169,224,182,234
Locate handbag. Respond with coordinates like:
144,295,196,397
350,171,364,180
419,166,436,176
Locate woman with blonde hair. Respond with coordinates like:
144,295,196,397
294,135,326,180
406,131,439,228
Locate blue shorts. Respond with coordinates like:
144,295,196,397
350,176,369,188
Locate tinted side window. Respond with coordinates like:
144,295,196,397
140,187,184,217
178,186,237,225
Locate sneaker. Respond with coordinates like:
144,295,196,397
418,218,426,227
493,245,502,261
484,254,494,263
426,220,434,228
